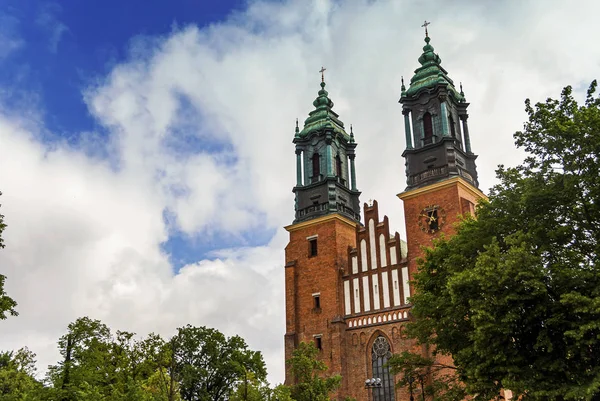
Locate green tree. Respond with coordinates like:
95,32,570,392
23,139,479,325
0,191,18,320
0,275,17,321
270,384,294,401
46,317,169,400
0,347,45,400
402,81,600,400
139,334,181,401
388,351,464,401
229,371,269,401
287,342,341,401
170,325,267,401
46,317,113,400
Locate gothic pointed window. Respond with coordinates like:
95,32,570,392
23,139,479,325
312,153,320,183
423,112,433,145
371,336,395,401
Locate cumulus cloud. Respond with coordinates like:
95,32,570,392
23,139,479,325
1,0,600,385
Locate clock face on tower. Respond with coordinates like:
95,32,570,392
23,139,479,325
418,204,446,234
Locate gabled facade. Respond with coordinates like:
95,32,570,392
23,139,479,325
284,31,486,401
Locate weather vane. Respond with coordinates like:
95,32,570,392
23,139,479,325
319,66,326,83
421,20,431,37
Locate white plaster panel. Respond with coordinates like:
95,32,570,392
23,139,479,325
372,274,380,310
390,245,397,265
362,276,371,312
369,219,377,269
344,280,351,316
402,266,411,304
382,270,391,308
379,234,387,267
353,278,361,314
392,269,401,306
352,255,358,274
360,239,368,272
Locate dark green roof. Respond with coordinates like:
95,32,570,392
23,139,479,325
297,81,351,140
401,36,465,102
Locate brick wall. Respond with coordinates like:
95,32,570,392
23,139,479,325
284,177,485,400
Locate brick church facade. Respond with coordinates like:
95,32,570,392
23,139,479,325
284,31,485,400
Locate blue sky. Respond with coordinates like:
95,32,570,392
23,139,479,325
0,0,277,269
1,0,244,133
1,0,599,385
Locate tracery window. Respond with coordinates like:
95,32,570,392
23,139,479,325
372,336,395,401
423,112,433,145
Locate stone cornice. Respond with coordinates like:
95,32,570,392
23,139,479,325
397,176,487,201
285,213,359,233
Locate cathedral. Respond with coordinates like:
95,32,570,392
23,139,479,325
283,29,485,401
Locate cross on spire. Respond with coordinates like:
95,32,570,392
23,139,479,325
421,20,431,37
319,66,326,83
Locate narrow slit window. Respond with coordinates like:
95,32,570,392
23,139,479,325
315,336,322,350
313,294,321,309
309,238,318,257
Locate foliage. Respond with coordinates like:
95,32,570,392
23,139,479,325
287,342,341,401
45,317,183,400
388,351,465,401
1,317,274,400
0,275,18,321
229,371,271,401
0,191,18,320
0,347,45,400
139,334,181,401
404,81,600,400
170,325,267,401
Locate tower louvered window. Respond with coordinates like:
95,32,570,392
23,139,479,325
449,114,456,138
372,336,395,401
423,112,433,145
312,153,321,182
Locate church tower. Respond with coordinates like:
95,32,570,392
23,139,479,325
284,28,486,401
284,76,362,390
396,27,487,396
285,76,413,401
292,73,361,224
398,29,485,278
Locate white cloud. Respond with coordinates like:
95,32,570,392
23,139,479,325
1,0,600,385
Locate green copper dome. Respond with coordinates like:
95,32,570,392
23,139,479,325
298,81,351,140
402,36,464,102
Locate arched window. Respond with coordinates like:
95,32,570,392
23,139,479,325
312,153,320,183
372,336,395,401
423,112,433,145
